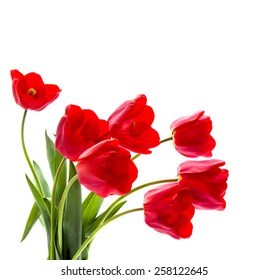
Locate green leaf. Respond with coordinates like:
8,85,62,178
85,200,127,237
25,175,51,245
21,202,41,242
82,193,104,232
82,192,94,213
62,161,82,260
45,131,67,205
80,193,104,259
33,161,51,198
45,130,60,179
106,201,127,221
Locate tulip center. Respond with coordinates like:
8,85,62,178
28,88,37,96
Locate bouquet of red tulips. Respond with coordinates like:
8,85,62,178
11,69,229,260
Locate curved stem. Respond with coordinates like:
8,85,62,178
131,153,141,160
72,207,143,260
97,179,177,235
109,207,143,221
101,178,177,235
21,110,43,196
117,178,178,203
160,136,173,144
131,137,173,161
49,157,67,260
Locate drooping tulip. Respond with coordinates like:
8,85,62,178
170,111,216,158
144,182,194,239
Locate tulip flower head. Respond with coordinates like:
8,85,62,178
11,69,61,111
144,182,195,239
55,104,110,161
108,94,160,154
77,139,138,197
170,111,216,158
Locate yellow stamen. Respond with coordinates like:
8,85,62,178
28,88,37,96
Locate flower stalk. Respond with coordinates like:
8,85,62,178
21,110,44,196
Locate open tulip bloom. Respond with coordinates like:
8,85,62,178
12,69,229,260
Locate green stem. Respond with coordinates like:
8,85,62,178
72,207,143,260
160,136,173,144
107,207,144,223
72,178,177,260
49,157,67,260
104,179,177,233
131,137,173,161
21,110,44,196
131,153,141,160
117,178,178,203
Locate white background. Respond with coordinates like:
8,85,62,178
0,0,269,279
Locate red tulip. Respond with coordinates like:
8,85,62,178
77,139,138,197
170,111,216,157
144,182,195,239
55,105,110,161
108,94,160,154
10,69,61,111
177,159,228,210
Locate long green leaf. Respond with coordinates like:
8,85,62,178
62,161,82,260
45,130,59,179
21,202,41,242
45,131,67,205
82,192,94,213
80,193,104,259
33,161,51,198
82,193,104,231
25,175,51,246
85,200,127,236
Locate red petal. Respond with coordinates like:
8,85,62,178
170,111,205,130
178,159,226,174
